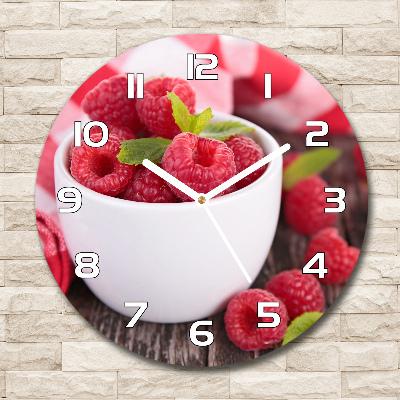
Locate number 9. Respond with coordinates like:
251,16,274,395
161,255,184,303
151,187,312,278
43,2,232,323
57,187,82,213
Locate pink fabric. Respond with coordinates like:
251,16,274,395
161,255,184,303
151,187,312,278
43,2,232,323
36,210,74,294
35,34,353,293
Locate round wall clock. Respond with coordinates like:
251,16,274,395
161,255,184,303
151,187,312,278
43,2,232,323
35,34,368,366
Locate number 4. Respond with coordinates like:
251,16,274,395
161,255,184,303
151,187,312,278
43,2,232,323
303,253,327,278
125,302,148,328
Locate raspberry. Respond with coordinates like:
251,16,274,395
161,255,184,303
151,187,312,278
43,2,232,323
124,166,178,203
136,77,195,139
89,124,136,142
82,74,142,133
353,144,367,180
71,133,135,196
225,135,266,189
284,175,338,236
304,227,360,284
224,289,288,351
265,270,325,320
162,132,236,201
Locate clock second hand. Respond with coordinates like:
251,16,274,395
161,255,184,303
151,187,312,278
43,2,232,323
203,204,252,283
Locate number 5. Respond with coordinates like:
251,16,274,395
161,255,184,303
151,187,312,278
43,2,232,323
257,302,281,328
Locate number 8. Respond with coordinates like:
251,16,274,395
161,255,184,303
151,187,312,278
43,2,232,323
75,252,100,278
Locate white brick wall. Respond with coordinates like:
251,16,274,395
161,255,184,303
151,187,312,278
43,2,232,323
0,0,399,397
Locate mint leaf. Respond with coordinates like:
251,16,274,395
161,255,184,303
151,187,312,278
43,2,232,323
167,92,213,135
199,120,254,141
167,92,192,133
117,137,172,166
190,107,213,135
282,312,323,345
283,148,342,191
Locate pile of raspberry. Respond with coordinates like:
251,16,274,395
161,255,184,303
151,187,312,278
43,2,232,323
224,145,362,352
70,74,362,353
71,74,266,203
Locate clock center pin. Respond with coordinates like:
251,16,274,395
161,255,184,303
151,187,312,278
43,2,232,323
197,195,206,205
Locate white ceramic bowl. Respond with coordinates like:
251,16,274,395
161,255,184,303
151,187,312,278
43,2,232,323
54,112,282,323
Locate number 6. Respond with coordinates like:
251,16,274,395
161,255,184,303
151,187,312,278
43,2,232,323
189,321,214,346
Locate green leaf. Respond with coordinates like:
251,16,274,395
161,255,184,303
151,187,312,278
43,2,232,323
282,148,342,191
282,312,323,346
167,92,213,135
117,137,172,166
167,92,192,133
199,120,255,141
190,107,213,135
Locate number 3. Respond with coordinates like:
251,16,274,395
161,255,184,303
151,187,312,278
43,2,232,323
325,187,346,213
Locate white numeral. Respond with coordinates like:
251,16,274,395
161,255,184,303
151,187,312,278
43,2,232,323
325,187,346,213
74,121,109,148
187,53,218,80
189,321,214,346
265,73,272,99
303,253,327,278
257,302,281,328
124,302,148,327
57,187,82,213
306,121,329,147
127,73,144,99
75,252,100,278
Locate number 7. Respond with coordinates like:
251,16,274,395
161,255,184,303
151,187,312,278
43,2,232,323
124,302,148,327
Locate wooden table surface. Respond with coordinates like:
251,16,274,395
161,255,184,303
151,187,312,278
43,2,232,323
66,130,368,367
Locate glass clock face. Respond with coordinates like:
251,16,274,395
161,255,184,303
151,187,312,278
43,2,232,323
35,34,368,366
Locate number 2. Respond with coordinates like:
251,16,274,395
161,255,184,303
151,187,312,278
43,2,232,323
306,121,329,147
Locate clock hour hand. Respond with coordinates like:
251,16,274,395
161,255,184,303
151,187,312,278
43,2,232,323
205,143,291,200
142,159,200,202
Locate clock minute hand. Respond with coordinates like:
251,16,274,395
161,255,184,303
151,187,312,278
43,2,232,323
142,159,200,202
205,143,291,200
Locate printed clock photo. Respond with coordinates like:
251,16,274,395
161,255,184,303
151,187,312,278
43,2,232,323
35,34,368,366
